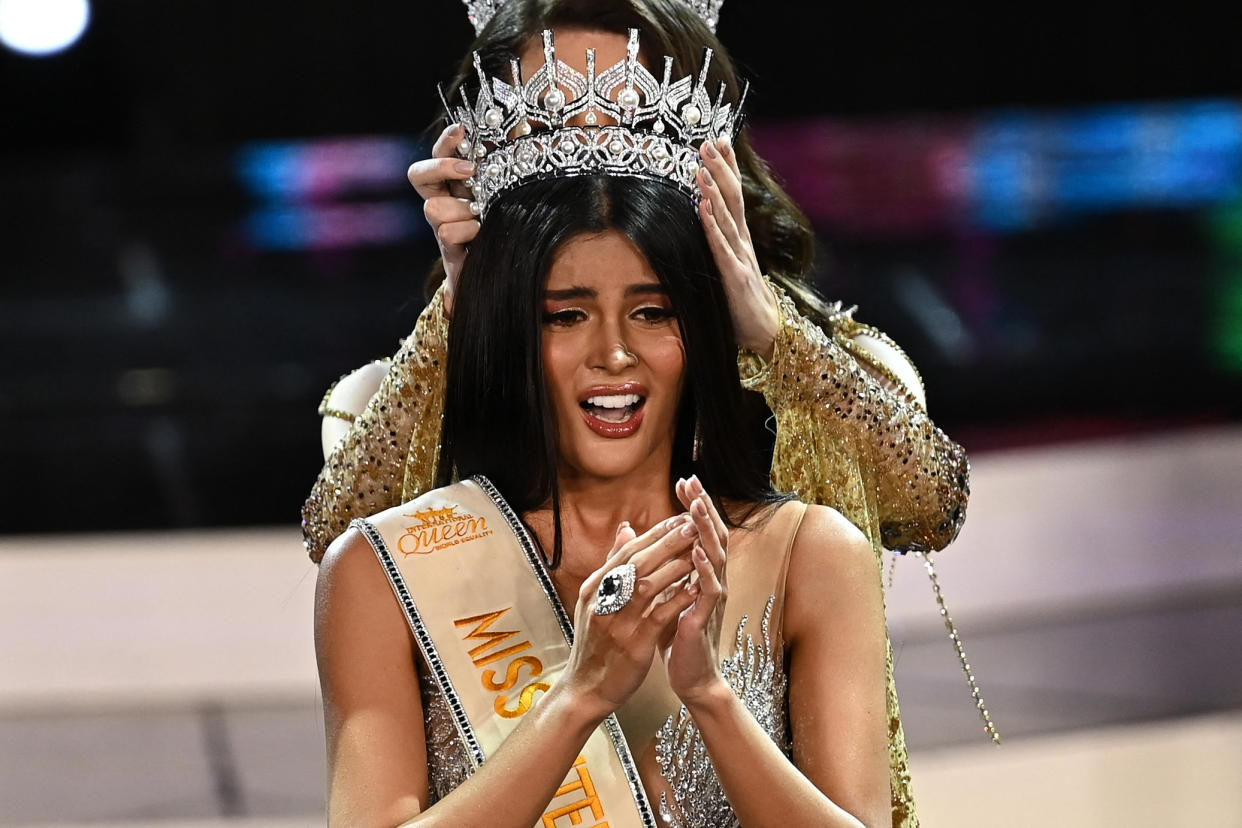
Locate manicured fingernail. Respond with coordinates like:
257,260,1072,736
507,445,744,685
692,499,707,517
690,474,703,492
455,160,475,174
681,522,698,537
702,141,718,158
716,138,730,153
698,166,713,184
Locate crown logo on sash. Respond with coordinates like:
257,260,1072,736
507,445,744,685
398,503,492,555
441,28,747,218
408,506,461,526
461,0,726,35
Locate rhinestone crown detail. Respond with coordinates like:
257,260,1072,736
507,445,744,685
460,0,726,35
460,0,504,34
441,29,747,218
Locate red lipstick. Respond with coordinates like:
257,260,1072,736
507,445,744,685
578,383,648,439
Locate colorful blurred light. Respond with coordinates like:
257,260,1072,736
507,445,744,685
237,137,420,201
753,100,1242,236
235,136,426,251
245,202,421,251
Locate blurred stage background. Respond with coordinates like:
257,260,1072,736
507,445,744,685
1,1,1241,825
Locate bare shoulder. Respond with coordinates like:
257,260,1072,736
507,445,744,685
316,530,429,822
790,503,875,578
318,528,390,613
784,504,884,646
315,527,411,657
319,526,386,591
781,503,892,826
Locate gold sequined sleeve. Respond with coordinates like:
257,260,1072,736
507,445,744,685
740,285,969,553
301,285,449,563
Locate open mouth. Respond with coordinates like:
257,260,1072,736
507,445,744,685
581,392,645,423
578,389,648,438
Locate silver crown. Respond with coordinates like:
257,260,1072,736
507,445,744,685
680,0,724,31
441,29,747,218
461,0,504,33
461,0,726,34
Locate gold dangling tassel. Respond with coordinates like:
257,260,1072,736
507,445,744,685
914,551,1002,745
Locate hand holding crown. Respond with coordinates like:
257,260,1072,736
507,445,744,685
408,124,479,317
696,138,780,359
412,28,777,349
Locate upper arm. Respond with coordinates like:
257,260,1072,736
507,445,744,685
848,331,927,410
302,287,450,564
783,505,891,827
316,529,430,826
320,360,391,460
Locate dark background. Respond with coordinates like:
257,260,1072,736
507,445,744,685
3,2,1241,532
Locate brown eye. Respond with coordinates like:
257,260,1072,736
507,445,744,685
633,306,675,323
543,308,586,327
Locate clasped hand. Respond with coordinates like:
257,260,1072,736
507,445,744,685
559,476,730,721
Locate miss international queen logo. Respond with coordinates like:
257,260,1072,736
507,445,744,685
397,504,492,556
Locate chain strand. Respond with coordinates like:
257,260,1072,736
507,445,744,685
913,551,1001,745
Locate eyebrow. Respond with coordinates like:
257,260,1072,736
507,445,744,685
544,282,667,300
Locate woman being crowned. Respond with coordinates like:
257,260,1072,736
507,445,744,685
316,30,893,828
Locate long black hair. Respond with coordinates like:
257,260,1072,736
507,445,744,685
437,175,784,567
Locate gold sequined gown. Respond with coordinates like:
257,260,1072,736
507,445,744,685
302,283,970,828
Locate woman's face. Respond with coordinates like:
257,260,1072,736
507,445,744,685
541,230,686,485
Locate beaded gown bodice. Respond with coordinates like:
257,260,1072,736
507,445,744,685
417,502,805,828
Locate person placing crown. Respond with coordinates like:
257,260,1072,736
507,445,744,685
306,0,968,571
316,28,896,827
309,2,983,826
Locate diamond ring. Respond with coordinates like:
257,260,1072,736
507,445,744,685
593,563,637,615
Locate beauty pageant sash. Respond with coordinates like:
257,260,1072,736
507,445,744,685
353,476,656,828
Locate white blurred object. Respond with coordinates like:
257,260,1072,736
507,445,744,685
850,331,927,409
0,0,90,56
319,360,389,459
